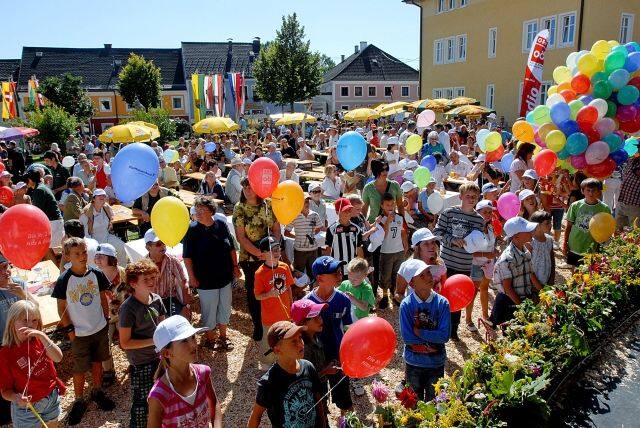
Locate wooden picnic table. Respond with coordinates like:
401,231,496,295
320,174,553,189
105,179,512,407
111,204,138,225
177,189,223,207
11,260,61,328
184,172,206,181
299,169,325,181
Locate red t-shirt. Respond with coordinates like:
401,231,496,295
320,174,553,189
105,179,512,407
95,165,108,189
491,200,503,237
254,262,294,326
0,338,65,402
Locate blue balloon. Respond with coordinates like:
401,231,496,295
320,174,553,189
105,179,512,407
557,147,571,160
558,119,580,136
336,131,367,171
624,51,640,73
204,142,216,153
526,111,536,124
550,102,571,125
111,143,159,203
566,132,588,155
501,131,512,143
610,149,629,166
603,133,624,152
579,95,594,104
420,155,437,171
608,68,630,89
624,138,639,156
500,153,514,173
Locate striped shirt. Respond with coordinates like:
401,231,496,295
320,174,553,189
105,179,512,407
325,221,362,264
434,206,484,272
493,243,535,299
286,211,321,251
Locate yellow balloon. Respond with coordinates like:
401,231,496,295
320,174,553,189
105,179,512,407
485,131,502,152
150,196,190,247
607,40,620,48
545,130,566,153
538,123,558,141
589,212,616,243
577,53,598,76
553,66,572,84
547,85,558,96
405,134,423,155
591,40,611,60
512,120,534,143
271,180,304,225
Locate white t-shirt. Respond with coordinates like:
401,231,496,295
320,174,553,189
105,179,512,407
446,161,472,178
509,158,529,193
321,176,342,199
80,207,112,243
380,213,405,254
384,151,401,174
399,130,413,147
279,170,300,184
432,165,447,189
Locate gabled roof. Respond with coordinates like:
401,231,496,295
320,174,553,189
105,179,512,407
17,46,185,91
181,42,259,79
323,44,418,82
0,59,20,82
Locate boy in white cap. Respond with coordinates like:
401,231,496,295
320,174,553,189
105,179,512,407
308,182,328,228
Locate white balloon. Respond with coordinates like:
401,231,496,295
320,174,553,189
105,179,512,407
589,98,608,119
546,93,565,107
61,156,75,168
566,51,579,69
426,192,444,214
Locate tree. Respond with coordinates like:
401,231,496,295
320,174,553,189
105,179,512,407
125,108,176,143
39,73,93,123
117,53,162,111
318,54,336,76
30,105,78,150
253,13,323,111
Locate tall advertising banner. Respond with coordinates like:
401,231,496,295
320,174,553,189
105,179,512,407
519,29,549,117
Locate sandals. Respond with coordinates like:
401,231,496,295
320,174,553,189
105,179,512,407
215,336,234,351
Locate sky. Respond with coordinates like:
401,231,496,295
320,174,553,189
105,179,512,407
2,0,420,68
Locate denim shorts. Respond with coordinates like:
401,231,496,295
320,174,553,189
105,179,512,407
11,388,60,427
470,264,485,281
550,208,564,231
198,283,232,328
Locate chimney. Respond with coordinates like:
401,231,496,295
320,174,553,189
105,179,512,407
360,41,368,51
354,45,359,54
252,37,261,55
341,54,345,62
104,43,112,55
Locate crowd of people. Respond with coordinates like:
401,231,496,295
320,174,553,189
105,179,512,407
0,111,639,428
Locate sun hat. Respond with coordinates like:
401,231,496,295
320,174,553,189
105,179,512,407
503,216,538,238
475,200,495,211
410,228,441,247
401,181,417,193
522,169,539,180
153,315,208,352
402,170,414,182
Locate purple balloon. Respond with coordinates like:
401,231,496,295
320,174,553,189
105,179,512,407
579,95,594,104
625,42,636,53
585,140,610,165
497,192,521,220
617,105,638,122
610,149,629,166
570,153,588,169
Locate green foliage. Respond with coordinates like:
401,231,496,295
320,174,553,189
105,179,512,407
39,73,94,122
117,53,162,111
30,105,78,149
124,108,176,143
253,13,323,110
318,53,336,75
173,118,192,138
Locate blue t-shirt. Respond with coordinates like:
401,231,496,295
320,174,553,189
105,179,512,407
305,288,353,361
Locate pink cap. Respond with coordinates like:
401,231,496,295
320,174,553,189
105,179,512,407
291,299,328,325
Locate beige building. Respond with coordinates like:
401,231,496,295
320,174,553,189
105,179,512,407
405,0,640,123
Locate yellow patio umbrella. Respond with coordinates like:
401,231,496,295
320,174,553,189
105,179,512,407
98,123,152,144
275,112,317,126
447,97,479,107
373,103,388,113
128,121,161,140
424,98,451,111
193,117,240,134
444,105,494,117
343,108,380,122
379,101,409,117
404,99,430,112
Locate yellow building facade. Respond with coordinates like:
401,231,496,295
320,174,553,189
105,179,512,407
408,0,640,123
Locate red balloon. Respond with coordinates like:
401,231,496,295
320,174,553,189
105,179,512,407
585,157,616,179
339,317,396,379
576,106,598,125
582,126,601,143
628,76,640,91
560,89,577,102
440,274,475,312
485,144,505,162
0,205,51,269
247,157,280,199
571,73,591,94
0,162,5,174
619,117,640,134
0,186,13,205
534,149,558,177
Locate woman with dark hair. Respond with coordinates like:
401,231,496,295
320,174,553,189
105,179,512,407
232,177,281,341
509,142,536,192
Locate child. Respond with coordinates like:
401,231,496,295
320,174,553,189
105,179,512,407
417,177,438,227
521,169,538,192
378,192,409,309
51,237,115,425
398,259,451,402
254,237,295,364
324,198,364,264
540,169,571,244
305,256,354,414
339,258,376,320
529,210,555,286
0,300,65,428
285,194,322,281
563,178,611,268
118,259,166,428
519,189,539,220
481,182,503,237
434,182,484,340
148,315,222,428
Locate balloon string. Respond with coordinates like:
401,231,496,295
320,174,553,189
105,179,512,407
27,402,49,427
305,374,346,415
264,201,290,319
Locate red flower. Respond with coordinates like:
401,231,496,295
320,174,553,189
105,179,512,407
396,386,419,409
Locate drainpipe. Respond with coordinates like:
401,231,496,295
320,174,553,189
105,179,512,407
577,0,585,50
404,0,423,99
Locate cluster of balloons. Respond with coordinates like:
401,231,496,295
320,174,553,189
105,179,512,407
514,39,640,180
476,128,509,170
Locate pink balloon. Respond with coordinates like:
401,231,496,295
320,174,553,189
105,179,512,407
497,192,521,220
593,117,617,138
570,153,588,169
585,140,610,165
417,109,436,128
534,132,544,146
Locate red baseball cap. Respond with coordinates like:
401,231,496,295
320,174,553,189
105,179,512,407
291,299,328,325
334,197,353,213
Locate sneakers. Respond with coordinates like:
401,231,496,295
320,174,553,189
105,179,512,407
91,389,116,411
466,322,478,332
378,295,389,309
67,399,88,426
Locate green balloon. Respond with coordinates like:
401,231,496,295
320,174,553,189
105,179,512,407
605,100,617,118
591,71,609,85
617,85,640,105
533,105,551,125
592,81,613,99
604,50,627,72
413,167,431,188
568,100,584,120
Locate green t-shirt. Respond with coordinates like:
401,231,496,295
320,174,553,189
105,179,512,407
566,199,611,254
339,279,375,320
362,179,402,222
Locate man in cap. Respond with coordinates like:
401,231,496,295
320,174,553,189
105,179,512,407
226,157,244,205
265,142,284,169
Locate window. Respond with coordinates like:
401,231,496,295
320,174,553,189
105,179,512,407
540,16,557,48
445,88,454,99
559,12,576,47
172,96,184,110
437,0,446,13
368,86,376,97
523,19,538,52
446,37,456,63
354,86,363,97
434,39,444,65
620,13,635,44
460,0,468,6
456,34,467,61
486,84,495,109
454,87,465,97
433,88,444,98
124,102,134,112
488,27,497,58
401,86,410,97
341,105,349,111
99,98,112,112
100,122,115,133
253,89,261,102
340,86,349,97
448,0,455,10
540,81,552,105
384,86,392,97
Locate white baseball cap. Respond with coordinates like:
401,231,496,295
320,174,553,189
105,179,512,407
503,216,537,238
153,315,208,352
522,169,539,180
518,189,536,202
401,181,417,193
367,224,385,252
92,188,107,197
386,136,399,146
474,153,486,163
402,170,414,182
411,228,441,247
398,259,432,283
144,228,162,244
95,243,117,258
242,158,253,165
398,158,409,170
230,157,242,166
407,160,419,170
475,200,495,211
12,181,26,190
308,182,321,192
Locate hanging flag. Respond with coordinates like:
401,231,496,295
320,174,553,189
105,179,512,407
204,75,214,111
2,82,17,119
519,29,550,117
234,73,244,117
227,73,236,120
191,73,201,122
197,74,206,118
28,77,44,108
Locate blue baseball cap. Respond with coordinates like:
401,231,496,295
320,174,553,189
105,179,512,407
312,256,346,277
481,183,499,194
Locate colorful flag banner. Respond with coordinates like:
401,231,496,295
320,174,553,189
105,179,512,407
2,82,17,119
28,77,44,108
519,29,550,117
213,74,224,117
227,73,236,120
197,74,206,118
191,73,201,122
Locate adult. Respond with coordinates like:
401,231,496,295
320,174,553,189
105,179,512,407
79,188,127,266
421,130,446,159
279,160,300,184
184,198,239,350
232,177,281,341
92,151,111,190
362,159,405,223
65,134,80,155
6,141,25,176
132,180,174,235
399,121,416,148
297,139,314,161
226,157,244,205
435,123,451,155
43,150,70,199
446,151,472,179
265,142,284,169
509,143,535,193
63,177,89,221
24,169,64,261
616,155,640,231
199,171,226,200
158,157,179,190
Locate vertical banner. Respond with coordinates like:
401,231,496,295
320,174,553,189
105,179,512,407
204,75,212,110
227,73,236,120
2,82,17,119
234,72,244,116
197,74,206,118
191,73,201,122
28,77,44,108
216,74,225,117
519,29,549,117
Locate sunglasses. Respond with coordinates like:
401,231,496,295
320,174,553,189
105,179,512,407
310,189,322,194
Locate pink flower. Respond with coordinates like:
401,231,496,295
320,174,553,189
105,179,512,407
372,380,390,403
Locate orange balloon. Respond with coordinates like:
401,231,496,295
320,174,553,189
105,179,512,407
485,144,505,162
557,81,572,92
512,120,535,143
